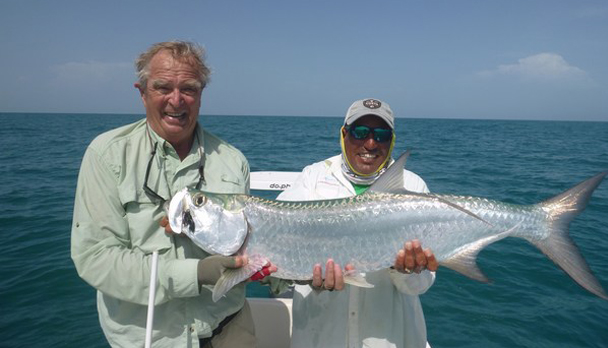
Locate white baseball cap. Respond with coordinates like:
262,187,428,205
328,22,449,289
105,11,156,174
344,98,394,129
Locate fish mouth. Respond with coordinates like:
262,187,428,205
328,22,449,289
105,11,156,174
182,210,195,233
167,188,191,234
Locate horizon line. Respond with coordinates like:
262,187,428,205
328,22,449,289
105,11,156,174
0,111,606,123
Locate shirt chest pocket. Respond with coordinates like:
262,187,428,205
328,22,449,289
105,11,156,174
202,172,245,194
119,184,159,211
314,178,350,200
118,184,171,251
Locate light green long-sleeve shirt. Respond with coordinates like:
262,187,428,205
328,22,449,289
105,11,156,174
71,118,250,347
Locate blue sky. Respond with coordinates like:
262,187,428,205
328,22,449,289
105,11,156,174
1,0,607,121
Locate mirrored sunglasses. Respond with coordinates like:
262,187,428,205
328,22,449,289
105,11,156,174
345,125,393,143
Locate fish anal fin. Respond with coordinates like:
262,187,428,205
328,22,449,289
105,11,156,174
442,252,490,283
441,227,515,283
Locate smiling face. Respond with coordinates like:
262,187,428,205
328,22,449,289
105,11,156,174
342,115,393,175
135,50,202,155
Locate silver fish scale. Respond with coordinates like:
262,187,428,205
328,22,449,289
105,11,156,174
241,193,547,280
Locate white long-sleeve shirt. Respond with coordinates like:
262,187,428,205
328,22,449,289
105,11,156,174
277,154,435,348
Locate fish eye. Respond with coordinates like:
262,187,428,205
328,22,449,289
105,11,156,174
193,194,207,207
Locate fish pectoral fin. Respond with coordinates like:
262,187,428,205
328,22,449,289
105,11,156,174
212,255,269,302
441,227,515,283
343,271,374,288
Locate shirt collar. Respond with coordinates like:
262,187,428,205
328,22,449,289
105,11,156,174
146,123,205,166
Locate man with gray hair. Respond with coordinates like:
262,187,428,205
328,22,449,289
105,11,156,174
71,41,272,347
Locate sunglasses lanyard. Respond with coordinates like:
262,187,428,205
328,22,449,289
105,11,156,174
194,130,206,189
145,124,206,191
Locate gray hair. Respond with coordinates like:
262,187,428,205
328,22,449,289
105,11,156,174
135,40,211,90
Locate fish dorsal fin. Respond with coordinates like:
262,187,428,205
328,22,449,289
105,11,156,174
368,150,412,194
429,194,492,225
367,150,490,225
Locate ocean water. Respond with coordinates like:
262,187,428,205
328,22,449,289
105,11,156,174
1,113,607,348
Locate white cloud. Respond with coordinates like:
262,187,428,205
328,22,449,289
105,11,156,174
477,53,589,81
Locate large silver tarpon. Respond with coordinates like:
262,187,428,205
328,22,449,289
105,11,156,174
168,152,607,302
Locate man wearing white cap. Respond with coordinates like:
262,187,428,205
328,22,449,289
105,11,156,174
277,98,437,348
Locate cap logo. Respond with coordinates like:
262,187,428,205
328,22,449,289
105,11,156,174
363,99,381,109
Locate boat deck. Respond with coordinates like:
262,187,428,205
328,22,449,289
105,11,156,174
249,298,293,348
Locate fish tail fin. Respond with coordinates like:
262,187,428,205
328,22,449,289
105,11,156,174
531,171,608,300
212,255,268,302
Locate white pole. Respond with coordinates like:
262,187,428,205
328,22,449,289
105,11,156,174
145,251,159,348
